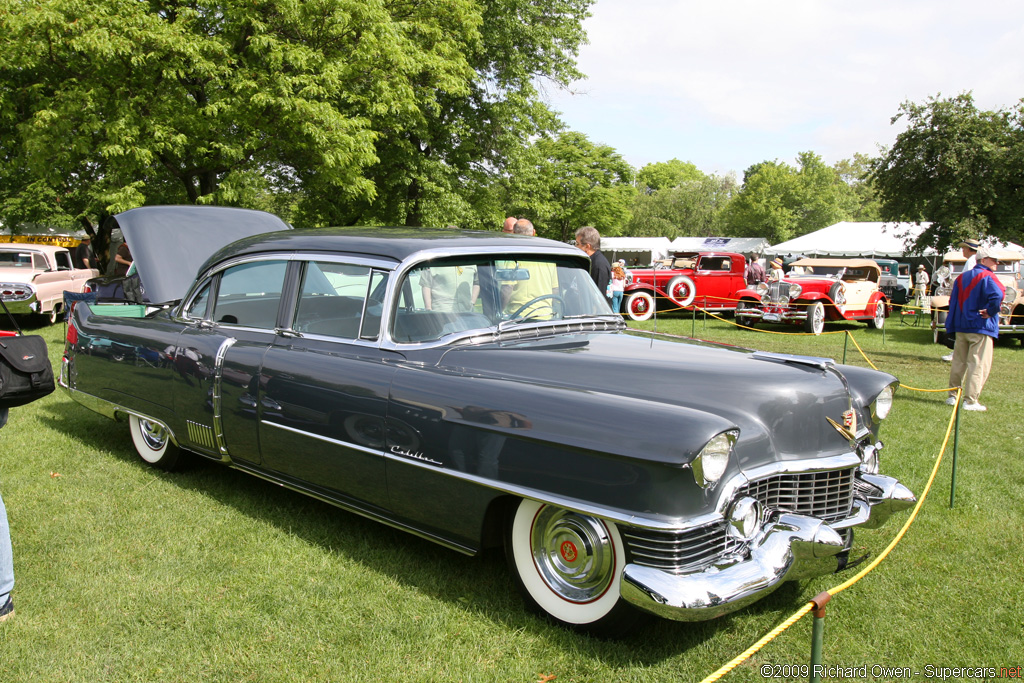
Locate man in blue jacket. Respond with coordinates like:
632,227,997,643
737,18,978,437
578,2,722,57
945,247,1005,411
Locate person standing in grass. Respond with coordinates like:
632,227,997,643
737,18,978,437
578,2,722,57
0,407,14,623
945,247,1004,412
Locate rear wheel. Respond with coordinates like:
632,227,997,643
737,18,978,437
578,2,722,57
803,301,825,335
47,306,60,325
506,499,641,635
129,414,184,470
624,291,655,321
868,301,886,329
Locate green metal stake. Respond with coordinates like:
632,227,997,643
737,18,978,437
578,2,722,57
950,397,961,508
842,332,849,364
691,308,696,337
809,592,831,683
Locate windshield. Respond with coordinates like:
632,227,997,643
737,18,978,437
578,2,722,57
392,256,611,343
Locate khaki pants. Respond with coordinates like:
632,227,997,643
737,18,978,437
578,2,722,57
948,332,994,404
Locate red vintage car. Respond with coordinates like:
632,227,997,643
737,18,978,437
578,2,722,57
622,252,750,321
734,258,890,335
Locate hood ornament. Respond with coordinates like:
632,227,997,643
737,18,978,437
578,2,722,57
827,410,858,445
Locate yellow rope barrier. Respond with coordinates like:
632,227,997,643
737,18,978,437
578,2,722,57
695,377,962,683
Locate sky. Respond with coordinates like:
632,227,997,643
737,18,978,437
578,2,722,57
543,0,1024,178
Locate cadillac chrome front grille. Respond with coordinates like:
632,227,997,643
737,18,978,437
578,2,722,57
622,521,742,575
738,468,855,523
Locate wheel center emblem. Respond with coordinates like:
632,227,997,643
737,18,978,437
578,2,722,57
560,540,578,563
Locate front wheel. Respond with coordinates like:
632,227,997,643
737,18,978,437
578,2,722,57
624,291,655,321
803,301,825,335
129,414,184,470
734,299,757,328
506,499,641,635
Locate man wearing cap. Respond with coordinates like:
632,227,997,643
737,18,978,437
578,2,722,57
914,264,930,307
942,238,983,361
944,247,1004,412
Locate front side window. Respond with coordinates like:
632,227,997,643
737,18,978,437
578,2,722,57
211,260,288,329
392,257,608,343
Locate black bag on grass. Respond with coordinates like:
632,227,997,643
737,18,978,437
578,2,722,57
0,334,55,407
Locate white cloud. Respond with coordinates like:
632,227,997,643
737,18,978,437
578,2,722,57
546,0,1024,174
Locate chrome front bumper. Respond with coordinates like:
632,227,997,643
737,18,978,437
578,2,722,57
620,473,915,621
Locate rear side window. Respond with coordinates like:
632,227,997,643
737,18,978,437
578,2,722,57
212,261,288,329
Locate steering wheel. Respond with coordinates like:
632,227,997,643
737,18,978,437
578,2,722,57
508,294,565,320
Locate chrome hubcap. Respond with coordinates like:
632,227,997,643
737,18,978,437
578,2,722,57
139,419,168,451
530,507,615,603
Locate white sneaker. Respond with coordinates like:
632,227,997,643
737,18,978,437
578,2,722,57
963,402,987,412
945,396,957,406
941,353,953,362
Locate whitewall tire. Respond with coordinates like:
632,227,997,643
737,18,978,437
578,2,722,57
506,499,640,634
129,414,183,470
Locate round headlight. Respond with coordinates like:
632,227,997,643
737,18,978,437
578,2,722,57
756,282,769,296
789,283,802,298
727,496,762,540
692,431,736,487
873,384,895,420
778,295,789,306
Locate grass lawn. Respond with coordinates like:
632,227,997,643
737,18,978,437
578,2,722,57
0,313,1021,682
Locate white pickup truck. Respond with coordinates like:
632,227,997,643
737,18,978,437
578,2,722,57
0,243,98,324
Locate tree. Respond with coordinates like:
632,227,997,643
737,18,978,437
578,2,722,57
722,152,858,243
872,93,1024,249
635,159,704,192
524,131,635,242
625,173,736,238
0,0,594,234
833,153,882,221
280,0,595,228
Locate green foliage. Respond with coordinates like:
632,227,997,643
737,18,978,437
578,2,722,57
872,93,1024,249
833,153,883,221
635,158,704,192
722,151,858,243
524,131,635,241
626,174,737,239
0,0,594,232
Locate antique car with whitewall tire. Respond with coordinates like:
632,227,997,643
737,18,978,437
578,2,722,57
622,252,749,321
735,258,890,336
60,206,915,635
929,249,1024,347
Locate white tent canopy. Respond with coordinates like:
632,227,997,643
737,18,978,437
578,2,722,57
601,237,672,265
765,222,939,258
669,236,769,255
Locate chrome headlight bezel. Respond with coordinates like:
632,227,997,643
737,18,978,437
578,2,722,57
755,282,769,296
872,383,897,421
727,496,763,540
788,283,802,299
691,429,738,488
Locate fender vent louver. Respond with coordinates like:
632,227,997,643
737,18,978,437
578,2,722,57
187,420,216,450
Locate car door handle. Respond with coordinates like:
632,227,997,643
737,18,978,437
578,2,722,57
261,397,282,412
238,395,257,408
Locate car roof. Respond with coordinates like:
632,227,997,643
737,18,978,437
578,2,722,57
942,249,1023,262
0,244,66,255
203,226,587,268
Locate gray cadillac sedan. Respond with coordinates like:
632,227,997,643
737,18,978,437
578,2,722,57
60,206,914,635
